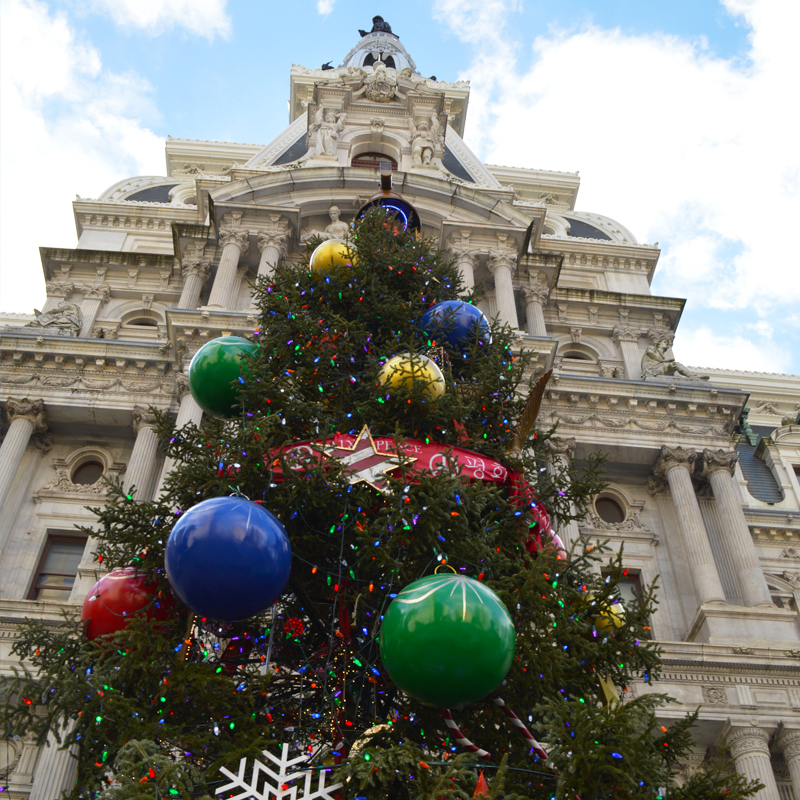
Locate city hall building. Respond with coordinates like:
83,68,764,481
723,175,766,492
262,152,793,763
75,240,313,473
2,19,800,799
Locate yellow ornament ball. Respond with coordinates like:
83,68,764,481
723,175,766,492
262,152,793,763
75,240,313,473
309,238,355,275
377,353,446,402
593,598,626,634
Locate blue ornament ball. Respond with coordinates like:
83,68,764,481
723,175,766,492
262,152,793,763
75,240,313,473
165,497,291,621
420,301,492,354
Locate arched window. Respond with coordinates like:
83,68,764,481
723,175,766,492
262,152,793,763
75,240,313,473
363,55,396,69
595,495,626,524
72,460,104,486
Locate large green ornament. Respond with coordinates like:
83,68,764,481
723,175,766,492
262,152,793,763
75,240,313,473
379,573,515,708
188,336,258,419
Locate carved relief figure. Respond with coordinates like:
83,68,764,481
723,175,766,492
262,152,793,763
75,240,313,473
641,336,708,381
409,113,441,167
26,301,83,336
307,108,346,157
352,62,404,103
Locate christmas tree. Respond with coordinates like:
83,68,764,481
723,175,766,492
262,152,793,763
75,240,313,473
2,206,759,800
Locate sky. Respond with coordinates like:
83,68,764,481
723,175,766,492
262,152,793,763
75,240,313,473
1,0,798,375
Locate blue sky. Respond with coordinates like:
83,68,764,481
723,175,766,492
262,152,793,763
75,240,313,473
2,0,798,375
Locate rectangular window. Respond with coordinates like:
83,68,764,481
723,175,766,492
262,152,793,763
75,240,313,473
602,570,652,639
28,536,86,601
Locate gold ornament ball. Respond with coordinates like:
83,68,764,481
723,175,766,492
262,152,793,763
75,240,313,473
377,353,446,402
593,598,626,634
309,238,356,274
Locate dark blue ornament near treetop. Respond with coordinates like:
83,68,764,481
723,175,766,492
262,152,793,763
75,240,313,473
165,497,291,621
420,301,492,353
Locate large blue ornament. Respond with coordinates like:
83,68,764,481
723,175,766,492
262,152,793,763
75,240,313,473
420,301,492,353
165,497,291,621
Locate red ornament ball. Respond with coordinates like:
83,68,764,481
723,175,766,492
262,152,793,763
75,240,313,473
284,617,305,637
81,567,175,641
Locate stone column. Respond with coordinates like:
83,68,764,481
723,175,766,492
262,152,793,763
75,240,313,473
178,256,211,309
451,248,478,294
777,729,800,800
522,280,549,337
487,240,519,330
255,216,291,282
653,446,728,606
703,449,774,607
155,374,204,497
447,231,477,294
612,325,643,380
545,437,580,549
207,224,250,310
729,727,780,800
0,398,47,509
123,406,160,501
79,285,110,337
29,731,78,800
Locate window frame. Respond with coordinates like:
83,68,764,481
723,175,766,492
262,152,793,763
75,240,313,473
27,534,87,602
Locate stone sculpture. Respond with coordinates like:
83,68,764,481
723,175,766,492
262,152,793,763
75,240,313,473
26,301,82,336
641,336,708,381
307,107,346,157
409,113,442,167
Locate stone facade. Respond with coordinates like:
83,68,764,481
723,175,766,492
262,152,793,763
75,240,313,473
2,24,800,799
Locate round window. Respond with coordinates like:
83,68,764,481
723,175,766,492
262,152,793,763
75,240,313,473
72,460,104,486
595,496,625,524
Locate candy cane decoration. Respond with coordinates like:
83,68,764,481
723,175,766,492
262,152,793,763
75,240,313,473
491,696,550,763
440,708,491,758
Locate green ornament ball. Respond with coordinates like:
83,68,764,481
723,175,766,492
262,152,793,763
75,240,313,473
379,573,515,708
187,336,258,419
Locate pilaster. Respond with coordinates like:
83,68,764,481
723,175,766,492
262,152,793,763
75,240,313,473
612,324,643,380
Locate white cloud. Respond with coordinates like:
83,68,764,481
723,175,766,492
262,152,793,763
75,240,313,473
316,0,335,16
434,0,800,359
673,326,791,374
0,0,163,313
88,0,231,39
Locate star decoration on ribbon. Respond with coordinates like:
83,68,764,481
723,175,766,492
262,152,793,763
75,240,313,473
321,425,414,493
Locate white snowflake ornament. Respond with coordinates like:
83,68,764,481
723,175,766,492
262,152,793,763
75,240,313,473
216,743,343,800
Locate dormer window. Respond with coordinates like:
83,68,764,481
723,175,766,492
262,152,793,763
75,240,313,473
364,54,396,69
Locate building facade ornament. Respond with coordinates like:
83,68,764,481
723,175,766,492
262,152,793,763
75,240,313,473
612,324,641,344
25,301,83,337
6,398,48,434
181,256,212,281
521,282,549,306
653,445,696,477
218,227,250,256
642,335,709,381
702,686,728,705
307,107,346,157
132,405,159,434
702,448,739,477
352,63,404,103
409,113,442,166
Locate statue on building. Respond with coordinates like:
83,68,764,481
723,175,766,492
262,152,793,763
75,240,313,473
352,62,404,103
359,16,394,37
307,107,346,157
409,113,442,167
25,300,82,336
737,406,759,445
641,336,708,381
300,206,351,243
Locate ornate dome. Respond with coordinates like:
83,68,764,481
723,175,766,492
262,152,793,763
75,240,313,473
339,16,418,73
